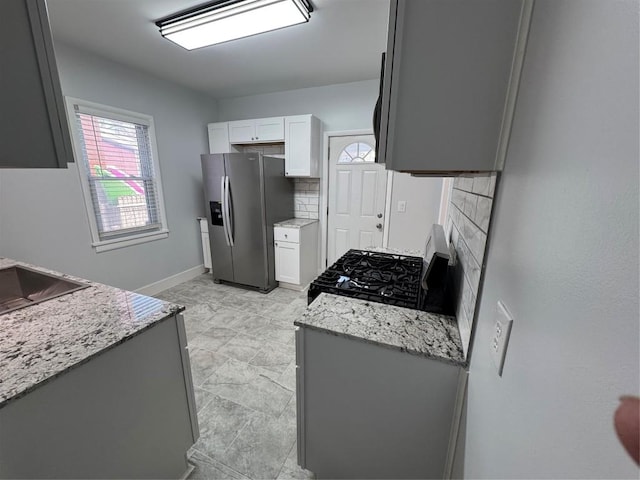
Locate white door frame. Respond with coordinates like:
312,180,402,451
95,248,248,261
320,129,394,271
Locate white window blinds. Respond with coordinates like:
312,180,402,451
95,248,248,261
73,106,163,240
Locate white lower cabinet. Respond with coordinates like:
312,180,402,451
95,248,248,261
275,241,300,284
274,221,318,289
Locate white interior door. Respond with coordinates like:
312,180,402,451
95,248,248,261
327,135,388,265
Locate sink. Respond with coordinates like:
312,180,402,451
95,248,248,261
0,265,89,314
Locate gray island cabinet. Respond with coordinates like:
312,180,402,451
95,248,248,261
0,259,198,479
295,294,466,479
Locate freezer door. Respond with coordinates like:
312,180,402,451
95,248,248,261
225,153,269,289
201,154,234,282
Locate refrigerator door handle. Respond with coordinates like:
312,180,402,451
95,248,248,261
220,176,231,247
225,175,234,247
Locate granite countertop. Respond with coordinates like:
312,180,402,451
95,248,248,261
0,258,184,409
363,246,424,257
295,293,464,366
274,218,319,229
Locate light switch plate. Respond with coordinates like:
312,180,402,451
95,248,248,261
397,200,407,213
490,301,513,376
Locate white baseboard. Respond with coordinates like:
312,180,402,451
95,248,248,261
136,265,206,296
277,281,309,292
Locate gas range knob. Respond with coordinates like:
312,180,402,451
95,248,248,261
376,223,383,230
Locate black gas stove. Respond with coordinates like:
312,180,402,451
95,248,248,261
308,249,425,310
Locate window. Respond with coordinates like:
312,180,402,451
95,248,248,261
338,142,375,163
66,98,168,252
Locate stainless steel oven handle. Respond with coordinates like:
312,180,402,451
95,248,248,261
225,176,234,247
220,176,231,247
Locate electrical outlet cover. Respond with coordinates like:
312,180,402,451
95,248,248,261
490,301,513,376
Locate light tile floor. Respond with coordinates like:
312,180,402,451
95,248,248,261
156,274,314,480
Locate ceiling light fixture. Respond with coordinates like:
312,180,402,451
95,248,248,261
156,0,313,50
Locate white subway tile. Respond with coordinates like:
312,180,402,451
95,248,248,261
463,193,478,220
452,189,465,210
472,176,491,196
459,176,474,192
467,228,487,266
475,196,492,233
457,308,471,358
451,224,460,247
465,253,481,293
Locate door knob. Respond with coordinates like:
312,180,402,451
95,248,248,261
377,213,383,218
376,223,383,231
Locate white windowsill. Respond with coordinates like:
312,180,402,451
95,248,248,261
92,230,169,253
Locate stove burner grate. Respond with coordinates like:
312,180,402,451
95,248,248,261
308,249,424,309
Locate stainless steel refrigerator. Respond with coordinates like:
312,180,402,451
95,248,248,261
201,153,294,292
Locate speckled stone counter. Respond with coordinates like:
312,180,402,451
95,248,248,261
295,293,464,366
363,246,424,257
274,218,319,229
0,258,184,408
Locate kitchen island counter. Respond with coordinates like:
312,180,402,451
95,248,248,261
0,257,185,409
295,293,464,366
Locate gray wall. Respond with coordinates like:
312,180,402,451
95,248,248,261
0,42,217,290
217,80,379,131
464,1,639,478
387,173,442,253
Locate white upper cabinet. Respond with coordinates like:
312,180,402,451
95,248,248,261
285,114,321,177
228,117,284,144
1,0,73,168
207,122,232,153
209,115,321,177
377,0,532,174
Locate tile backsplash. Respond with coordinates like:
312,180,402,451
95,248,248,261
293,179,320,219
236,144,320,220
445,173,497,358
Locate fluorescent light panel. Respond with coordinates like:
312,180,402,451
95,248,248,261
158,0,311,50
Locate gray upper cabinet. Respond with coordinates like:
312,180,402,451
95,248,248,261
0,0,73,169
377,0,533,174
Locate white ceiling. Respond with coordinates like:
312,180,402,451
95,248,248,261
47,0,390,99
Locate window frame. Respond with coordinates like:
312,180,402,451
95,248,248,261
338,141,376,164
65,97,169,253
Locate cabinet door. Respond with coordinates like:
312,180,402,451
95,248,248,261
275,241,300,284
228,120,255,143
285,115,320,177
207,122,231,153
381,0,527,173
0,0,73,168
255,117,284,142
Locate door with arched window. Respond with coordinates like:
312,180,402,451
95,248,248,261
327,134,388,264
